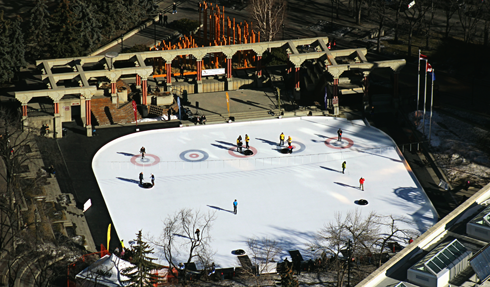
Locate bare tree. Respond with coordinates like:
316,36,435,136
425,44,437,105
424,0,436,49
403,0,430,57
392,0,405,43
250,0,287,42
483,0,490,46
244,237,281,286
152,208,216,281
457,0,484,43
371,0,389,53
440,0,459,38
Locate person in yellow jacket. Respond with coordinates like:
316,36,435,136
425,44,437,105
287,136,292,146
245,134,250,149
236,135,243,153
279,132,285,146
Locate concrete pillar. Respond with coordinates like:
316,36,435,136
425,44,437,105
111,81,117,104
165,63,172,91
256,56,262,77
85,99,92,137
196,60,203,93
21,103,28,127
136,74,141,89
333,78,339,114
80,95,86,127
226,57,233,91
294,67,300,90
54,102,62,138
142,79,148,105
363,75,370,112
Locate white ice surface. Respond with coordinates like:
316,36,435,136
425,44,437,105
92,116,437,268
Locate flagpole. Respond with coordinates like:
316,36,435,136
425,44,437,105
423,59,427,137
417,49,421,112
429,68,434,144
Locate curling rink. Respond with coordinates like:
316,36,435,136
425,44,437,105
92,116,438,267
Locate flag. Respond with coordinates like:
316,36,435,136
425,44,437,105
107,223,111,251
419,53,428,60
426,62,432,73
432,70,435,81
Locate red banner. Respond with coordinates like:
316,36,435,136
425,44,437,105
132,100,138,125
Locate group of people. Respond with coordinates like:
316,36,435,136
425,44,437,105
40,124,49,136
279,132,293,153
195,114,206,125
236,134,250,153
139,172,155,186
340,161,365,191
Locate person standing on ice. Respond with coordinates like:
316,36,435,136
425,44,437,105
140,146,146,159
342,161,346,174
279,132,285,146
139,172,144,185
150,174,155,186
236,135,243,153
233,199,238,214
337,128,342,141
287,144,293,154
287,136,292,146
359,177,365,191
245,134,250,149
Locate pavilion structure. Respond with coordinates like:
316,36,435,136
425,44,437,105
14,36,405,138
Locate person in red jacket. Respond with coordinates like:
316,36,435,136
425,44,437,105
359,177,365,191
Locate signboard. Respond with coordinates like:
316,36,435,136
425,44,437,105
83,198,92,212
202,68,226,77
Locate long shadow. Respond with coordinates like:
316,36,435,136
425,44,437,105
230,98,269,110
334,182,360,190
207,205,234,214
216,140,235,146
256,137,278,146
314,133,328,139
173,233,192,240
358,149,403,163
117,152,135,157
320,166,342,173
117,177,140,185
211,143,231,151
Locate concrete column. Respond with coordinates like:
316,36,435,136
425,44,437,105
54,102,62,138
333,78,339,97
294,67,300,90
333,78,339,114
363,75,370,112
111,81,117,104
142,79,148,105
85,99,92,137
136,74,141,89
256,56,262,77
226,57,233,91
80,95,86,127
196,60,203,93
165,63,172,91
21,103,28,127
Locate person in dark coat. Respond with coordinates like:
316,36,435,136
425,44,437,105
172,2,177,14
337,128,342,141
139,172,144,185
233,199,238,214
163,14,168,25
159,12,163,25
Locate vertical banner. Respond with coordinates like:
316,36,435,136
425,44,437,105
324,87,328,110
131,100,138,126
226,92,230,118
107,223,112,251
177,97,181,120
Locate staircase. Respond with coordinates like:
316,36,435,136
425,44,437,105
91,97,141,126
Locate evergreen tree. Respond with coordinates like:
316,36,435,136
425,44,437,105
122,230,159,287
28,0,50,60
9,17,27,76
280,264,299,287
0,12,14,83
72,0,102,53
139,0,157,16
50,0,82,58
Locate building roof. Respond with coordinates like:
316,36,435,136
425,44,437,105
75,254,132,287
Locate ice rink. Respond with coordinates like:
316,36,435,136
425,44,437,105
92,116,438,267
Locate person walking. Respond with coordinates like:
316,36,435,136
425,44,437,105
139,172,144,185
195,228,200,241
163,13,168,25
140,146,146,159
159,12,163,25
359,177,365,191
233,199,238,214
150,174,155,186
236,136,243,153
245,134,250,149
279,132,285,146
342,161,346,174
287,135,292,146
172,2,177,14
337,128,342,141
